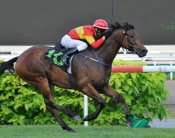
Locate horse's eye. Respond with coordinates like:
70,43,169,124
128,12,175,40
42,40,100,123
127,35,135,45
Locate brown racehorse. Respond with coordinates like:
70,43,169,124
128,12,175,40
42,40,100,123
0,22,148,132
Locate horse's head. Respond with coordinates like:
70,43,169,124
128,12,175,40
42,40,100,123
111,22,148,57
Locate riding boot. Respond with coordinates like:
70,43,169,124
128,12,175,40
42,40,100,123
60,48,79,65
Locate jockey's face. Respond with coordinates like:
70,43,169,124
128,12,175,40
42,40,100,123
94,27,106,37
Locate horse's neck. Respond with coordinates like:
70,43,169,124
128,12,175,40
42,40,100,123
95,37,121,64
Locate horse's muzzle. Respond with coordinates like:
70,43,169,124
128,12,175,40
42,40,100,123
137,48,148,57
129,46,148,57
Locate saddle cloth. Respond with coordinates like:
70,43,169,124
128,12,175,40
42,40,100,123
45,46,73,74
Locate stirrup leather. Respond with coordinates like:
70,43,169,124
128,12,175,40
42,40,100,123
60,55,69,66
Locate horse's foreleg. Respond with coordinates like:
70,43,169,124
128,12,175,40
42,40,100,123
80,83,106,121
102,85,132,127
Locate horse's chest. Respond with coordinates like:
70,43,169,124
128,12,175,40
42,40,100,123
75,63,111,86
88,70,111,86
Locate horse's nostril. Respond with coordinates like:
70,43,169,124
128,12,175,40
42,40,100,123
137,48,148,57
142,49,148,53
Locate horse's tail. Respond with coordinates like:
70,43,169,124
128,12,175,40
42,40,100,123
0,57,18,75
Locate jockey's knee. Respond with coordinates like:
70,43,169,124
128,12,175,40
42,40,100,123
77,43,88,51
60,35,71,48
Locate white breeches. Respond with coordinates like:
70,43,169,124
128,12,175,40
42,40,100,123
61,35,88,51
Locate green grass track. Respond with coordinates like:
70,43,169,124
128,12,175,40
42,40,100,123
0,125,175,138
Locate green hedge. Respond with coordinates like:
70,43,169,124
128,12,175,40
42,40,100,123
0,60,168,126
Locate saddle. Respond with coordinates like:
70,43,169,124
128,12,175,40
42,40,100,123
45,43,71,73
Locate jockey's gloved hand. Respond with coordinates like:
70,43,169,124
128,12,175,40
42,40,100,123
102,28,113,38
95,27,113,40
109,23,116,30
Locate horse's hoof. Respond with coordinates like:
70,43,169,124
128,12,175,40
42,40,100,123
67,128,76,132
126,122,132,127
73,115,81,121
83,116,89,121
83,117,87,121
63,126,76,132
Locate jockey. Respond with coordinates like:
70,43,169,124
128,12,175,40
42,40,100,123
59,19,110,65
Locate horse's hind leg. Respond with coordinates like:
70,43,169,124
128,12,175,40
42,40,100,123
44,98,80,120
46,106,75,132
36,78,77,132
102,85,132,127
47,84,81,120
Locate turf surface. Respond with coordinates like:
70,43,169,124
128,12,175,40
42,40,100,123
0,125,175,138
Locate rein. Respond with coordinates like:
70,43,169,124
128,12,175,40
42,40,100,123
79,51,112,67
79,29,126,67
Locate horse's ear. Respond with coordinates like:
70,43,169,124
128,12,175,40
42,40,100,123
110,22,121,30
122,22,129,29
129,24,135,30
123,22,128,26
122,22,135,31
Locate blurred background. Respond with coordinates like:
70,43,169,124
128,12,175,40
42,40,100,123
0,0,174,45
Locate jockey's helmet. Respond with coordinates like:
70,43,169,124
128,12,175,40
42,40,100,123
93,19,109,30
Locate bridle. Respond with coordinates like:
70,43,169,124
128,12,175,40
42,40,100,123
119,29,138,54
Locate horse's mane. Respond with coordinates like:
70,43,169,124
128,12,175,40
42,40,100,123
110,22,135,31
